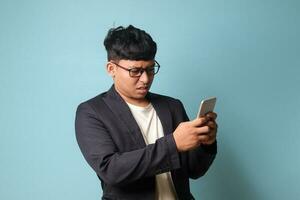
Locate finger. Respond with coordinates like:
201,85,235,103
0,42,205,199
198,134,210,142
191,117,208,127
205,112,217,120
208,129,217,139
207,121,218,129
203,131,217,143
195,126,210,135
201,138,216,145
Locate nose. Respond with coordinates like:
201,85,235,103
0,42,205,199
139,70,150,83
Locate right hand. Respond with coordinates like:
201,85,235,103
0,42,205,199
173,117,211,152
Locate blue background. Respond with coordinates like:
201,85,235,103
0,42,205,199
1,0,299,199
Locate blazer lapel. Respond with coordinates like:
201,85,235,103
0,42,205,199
147,92,181,192
103,85,146,148
102,85,174,148
147,93,174,137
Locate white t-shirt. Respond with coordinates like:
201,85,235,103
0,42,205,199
126,102,177,200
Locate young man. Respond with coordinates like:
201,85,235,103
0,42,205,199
75,25,218,200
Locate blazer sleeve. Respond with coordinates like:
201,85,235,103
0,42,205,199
176,100,217,179
75,102,181,186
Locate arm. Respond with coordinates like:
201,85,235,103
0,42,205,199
187,142,217,179
176,100,217,179
75,102,180,186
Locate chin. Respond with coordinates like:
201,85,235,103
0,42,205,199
136,94,147,99
134,92,148,99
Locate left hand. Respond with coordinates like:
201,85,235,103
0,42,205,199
201,112,218,145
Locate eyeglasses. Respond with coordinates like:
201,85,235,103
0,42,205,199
111,60,160,77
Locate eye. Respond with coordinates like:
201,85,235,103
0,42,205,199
130,68,142,75
147,67,155,74
147,67,155,73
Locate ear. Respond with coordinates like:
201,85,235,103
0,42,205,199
106,62,116,78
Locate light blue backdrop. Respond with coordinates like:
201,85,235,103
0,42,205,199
1,0,299,199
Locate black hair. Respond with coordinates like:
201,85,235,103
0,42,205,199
103,25,157,61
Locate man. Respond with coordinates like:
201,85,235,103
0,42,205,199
75,25,218,200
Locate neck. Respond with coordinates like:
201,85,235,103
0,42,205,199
114,86,150,107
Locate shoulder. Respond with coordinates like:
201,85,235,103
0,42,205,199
76,91,108,115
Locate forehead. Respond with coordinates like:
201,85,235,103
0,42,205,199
118,60,155,67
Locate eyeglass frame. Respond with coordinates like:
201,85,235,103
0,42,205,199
110,60,160,77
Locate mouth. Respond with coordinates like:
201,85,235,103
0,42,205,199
137,86,149,93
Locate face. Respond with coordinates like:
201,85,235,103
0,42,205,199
107,60,155,106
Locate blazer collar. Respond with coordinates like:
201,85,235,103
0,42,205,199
102,85,173,147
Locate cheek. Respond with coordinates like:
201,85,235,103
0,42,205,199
150,77,154,83
146,77,154,86
128,79,140,90
116,75,138,91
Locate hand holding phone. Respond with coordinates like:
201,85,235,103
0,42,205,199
173,97,218,152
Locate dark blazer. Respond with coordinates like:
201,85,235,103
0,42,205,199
75,85,217,200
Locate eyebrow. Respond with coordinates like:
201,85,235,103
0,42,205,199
130,64,155,69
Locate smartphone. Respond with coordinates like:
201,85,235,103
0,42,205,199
197,97,217,118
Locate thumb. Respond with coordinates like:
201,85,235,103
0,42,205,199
191,117,207,127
